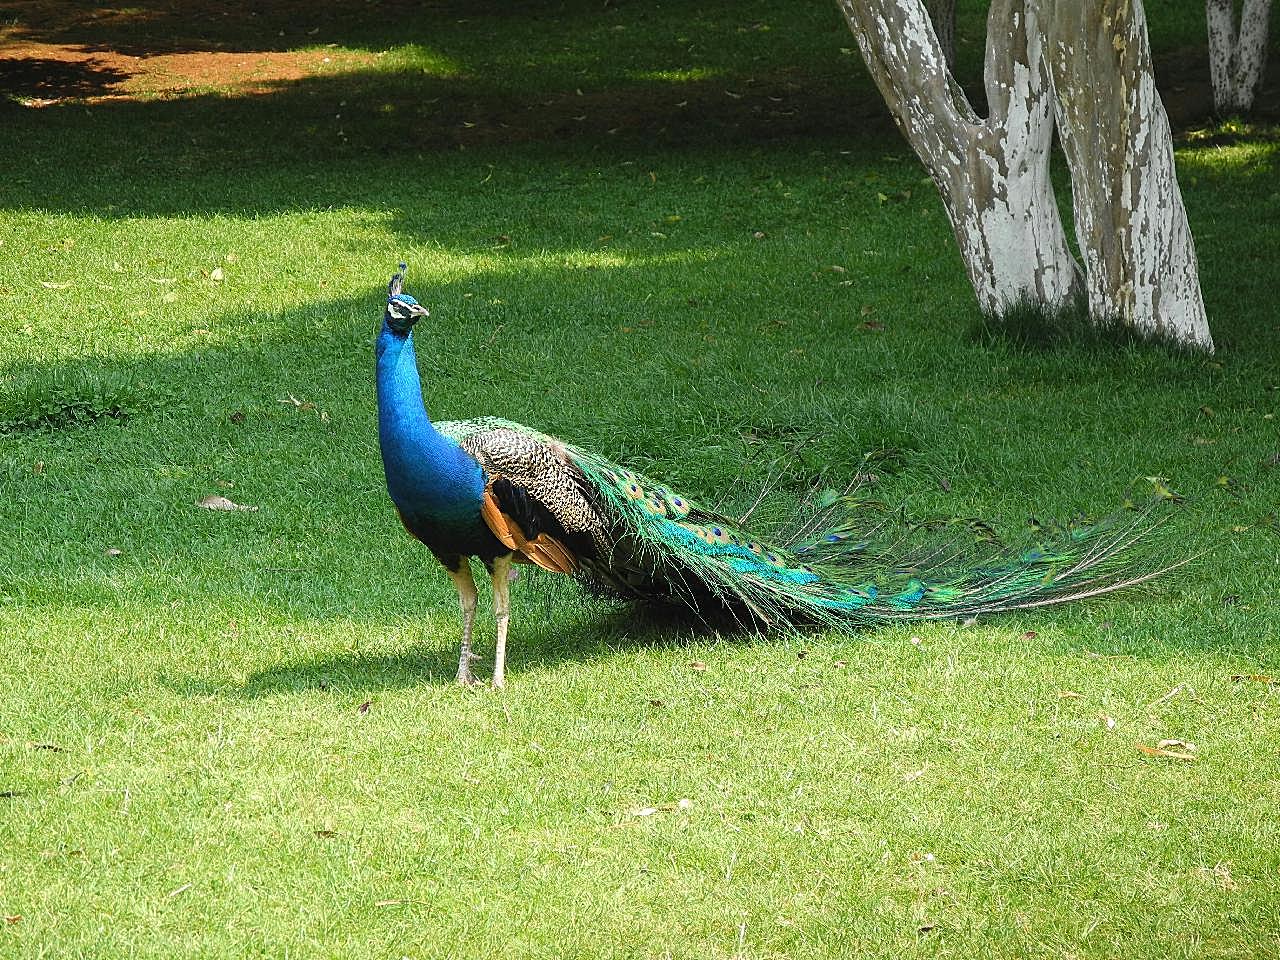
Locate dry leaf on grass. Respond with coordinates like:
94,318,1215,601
623,798,693,821
197,495,258,512
1137,741,1197,761
1231,674,1278,685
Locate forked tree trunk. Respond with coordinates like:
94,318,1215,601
1206,0,1272,114
837,0,1083,314
1045,2,1214,349
838,0,1214,350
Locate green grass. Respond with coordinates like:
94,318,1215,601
2,1,1280,957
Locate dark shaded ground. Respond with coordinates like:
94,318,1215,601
2,0,1275,137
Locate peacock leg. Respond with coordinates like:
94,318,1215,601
490,554,513,689
446,562,480,686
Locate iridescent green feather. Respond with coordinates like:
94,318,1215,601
440,418,1177,629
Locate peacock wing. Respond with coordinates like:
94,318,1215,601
437,420,823,620
437,419,610,574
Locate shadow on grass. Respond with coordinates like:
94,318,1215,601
237,644,471,694
970,294,1212,356
176,598,741,697
0,69,893,225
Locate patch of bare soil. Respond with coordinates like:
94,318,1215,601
0,0,375,104
0,41,373,105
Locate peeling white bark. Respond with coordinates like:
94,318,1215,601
838,0,1214,350
837,0,1083,315
1207,0,1272,114
1046,1,1214,350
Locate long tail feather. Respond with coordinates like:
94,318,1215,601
559,440,1183,628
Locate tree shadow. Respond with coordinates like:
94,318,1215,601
0,55,129,100
0,66,893,221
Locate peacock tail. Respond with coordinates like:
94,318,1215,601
436,417,1177,630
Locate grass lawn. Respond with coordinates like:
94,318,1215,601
1,1,1279,956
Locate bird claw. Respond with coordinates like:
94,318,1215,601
456,648,482,686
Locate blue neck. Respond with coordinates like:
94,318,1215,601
376,320,484,521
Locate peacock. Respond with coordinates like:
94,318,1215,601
377,264,1176,687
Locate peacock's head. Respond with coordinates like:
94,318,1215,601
384,262,429,334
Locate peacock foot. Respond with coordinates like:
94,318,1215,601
456,651,481,686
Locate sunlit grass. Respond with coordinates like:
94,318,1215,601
630,67,725,84
1178,135,1280,177
373,43,467,78
1,1,1279,958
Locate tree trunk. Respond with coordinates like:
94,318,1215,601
1044,0,1214,350
837,0,1083,314
1206,0,1272,114
838,0,1214,349
926,0,957,69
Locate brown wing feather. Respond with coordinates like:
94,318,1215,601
459,426,610,557
481,482,578,574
